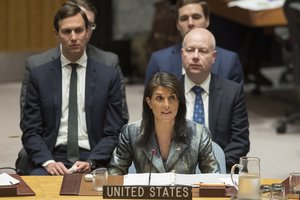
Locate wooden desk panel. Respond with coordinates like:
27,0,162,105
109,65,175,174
1,176,295,200
206,0,287,27
2,176,101,200
0,0,67,51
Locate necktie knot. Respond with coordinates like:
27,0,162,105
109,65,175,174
192,86,203,95
70,63,78,71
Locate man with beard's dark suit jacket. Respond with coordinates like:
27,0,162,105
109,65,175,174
20,44,129,124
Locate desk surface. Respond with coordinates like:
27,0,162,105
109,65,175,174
206,0,287,27
0,176,287,200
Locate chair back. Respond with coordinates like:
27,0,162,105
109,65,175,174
0,167,20,174
195,141,226,174
284,1,300,44
15,147,29,175
128,163,137,173
283,0,300,86
211,141,226,173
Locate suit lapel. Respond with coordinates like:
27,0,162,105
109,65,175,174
169,44,183,78
143,134,165,173
84,58,97,132
142,133,188,172
52,47,61,60
209,75,223,138
50,58,62,130
165,139,188,171
211,47,221,75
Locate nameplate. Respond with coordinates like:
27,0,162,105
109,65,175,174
0,186,17,197
199,184,226,197
103,185,192,199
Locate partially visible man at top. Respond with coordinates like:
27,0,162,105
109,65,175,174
181,27,249,171
20,0,129,124
145,0,244,85
20,3,123,175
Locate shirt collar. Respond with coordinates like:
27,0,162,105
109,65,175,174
60,48,87,68
185,74,211,95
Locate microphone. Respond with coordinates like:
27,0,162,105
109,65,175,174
148,149,156,185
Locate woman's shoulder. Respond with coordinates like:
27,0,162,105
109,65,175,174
124,120,142,127
121,120,142,135
185,119,210,136
185,119,205,129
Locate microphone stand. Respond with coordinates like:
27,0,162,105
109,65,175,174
148,149,156,185
0,167,24,175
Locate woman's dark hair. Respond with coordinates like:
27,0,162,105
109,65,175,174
139,72,187,146
175,0,209,20
54,3,89,32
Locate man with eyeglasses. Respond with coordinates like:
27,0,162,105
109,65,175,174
20,0,129,125
19,3,123,175
145,0,244,86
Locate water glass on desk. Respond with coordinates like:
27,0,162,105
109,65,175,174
92,168,108,192
270,183,285,200
289,172,300,194
230,156,261,200
260,184,271,199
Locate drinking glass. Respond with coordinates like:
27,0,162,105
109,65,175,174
289,172,300,194
92,168,108,192
271,183,285,200
260,184,271,200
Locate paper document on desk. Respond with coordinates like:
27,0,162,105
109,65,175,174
228,0,285,11
0,173,20,186
124,173,237,186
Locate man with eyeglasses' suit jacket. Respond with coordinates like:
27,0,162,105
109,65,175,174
20,0,129,124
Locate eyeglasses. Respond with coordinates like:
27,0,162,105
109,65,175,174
89,22,97,30
61,27,85,35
